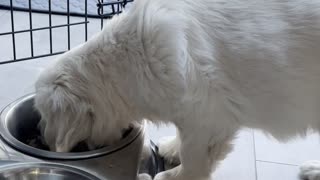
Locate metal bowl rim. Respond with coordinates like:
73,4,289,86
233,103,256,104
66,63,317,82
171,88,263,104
0,161,100,180
0,93,145,160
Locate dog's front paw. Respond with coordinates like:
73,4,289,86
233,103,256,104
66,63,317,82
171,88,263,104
154,166,209,180
154,167,182,180
138,173,152,180
300,161,320,180
158,136,180,165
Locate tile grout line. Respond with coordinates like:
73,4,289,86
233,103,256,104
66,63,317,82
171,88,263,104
255,160,299,167
252,130,259,180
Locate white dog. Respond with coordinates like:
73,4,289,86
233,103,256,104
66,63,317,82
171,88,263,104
34,0,320,179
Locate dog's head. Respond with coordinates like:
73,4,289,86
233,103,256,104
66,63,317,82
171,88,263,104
34,63,126,152
34,78,94,152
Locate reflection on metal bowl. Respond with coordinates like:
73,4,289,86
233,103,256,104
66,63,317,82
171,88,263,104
0,162,100,180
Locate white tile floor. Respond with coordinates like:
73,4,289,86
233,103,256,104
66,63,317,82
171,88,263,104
1,10,320,180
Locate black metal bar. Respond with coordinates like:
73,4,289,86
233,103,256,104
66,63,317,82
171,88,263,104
100,0,104,29
28,0,34,57
97,12,124,19
0,4,102,18
97,0,133,18
111,4,115,14
123,0,128,8
49,0,53,54
0,22,89,36
67,0,71,50
0,51,65,65
85,0,88,42
10,0,16,60
98,0,133,6
117,0,120,13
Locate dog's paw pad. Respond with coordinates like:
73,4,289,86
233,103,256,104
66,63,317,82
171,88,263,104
300,161,320,180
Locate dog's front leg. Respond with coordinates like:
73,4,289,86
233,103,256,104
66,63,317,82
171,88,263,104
154,125,235,180
158,131,181,166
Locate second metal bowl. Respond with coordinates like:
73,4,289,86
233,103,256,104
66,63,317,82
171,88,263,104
0,162,100,180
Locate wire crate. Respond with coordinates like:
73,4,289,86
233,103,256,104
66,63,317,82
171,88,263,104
0,0,133,65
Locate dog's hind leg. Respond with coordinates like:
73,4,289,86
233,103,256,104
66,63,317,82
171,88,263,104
300,161,320,180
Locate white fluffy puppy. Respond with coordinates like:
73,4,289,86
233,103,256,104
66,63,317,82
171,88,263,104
35,0,320,179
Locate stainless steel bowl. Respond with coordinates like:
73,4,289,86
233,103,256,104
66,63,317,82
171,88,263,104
0,162,100,180
0,94,162,179
0,94,142,160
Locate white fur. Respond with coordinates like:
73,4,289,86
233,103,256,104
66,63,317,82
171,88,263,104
138,173,152,180
158,136,181,166
300,161,320,180
34,0,320,179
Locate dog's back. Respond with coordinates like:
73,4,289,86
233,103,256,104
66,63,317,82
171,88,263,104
175,0,320,138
